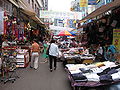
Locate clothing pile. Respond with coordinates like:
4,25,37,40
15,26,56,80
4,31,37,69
66,61,120,86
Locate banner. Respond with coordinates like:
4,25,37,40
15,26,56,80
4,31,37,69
40,10,82,20
80,0,88,7
113,29,120,51
88,0,96,5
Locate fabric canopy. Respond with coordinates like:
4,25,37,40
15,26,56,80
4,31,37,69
69,31,76,36
58,30,72,36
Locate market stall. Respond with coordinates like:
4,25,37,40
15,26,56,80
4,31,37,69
61,47,95,65
65,61,120,90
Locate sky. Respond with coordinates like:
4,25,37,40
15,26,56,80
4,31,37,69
48,0,73,12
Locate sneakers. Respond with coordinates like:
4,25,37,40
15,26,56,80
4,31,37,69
50,69,52,72
54,67,56,70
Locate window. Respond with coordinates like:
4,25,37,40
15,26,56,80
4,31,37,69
28,0,30,4
37,8,39,17
35,4,37,12
32,0,34,9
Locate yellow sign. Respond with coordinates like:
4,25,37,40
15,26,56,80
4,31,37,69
80,0,88,7
113,29,120,51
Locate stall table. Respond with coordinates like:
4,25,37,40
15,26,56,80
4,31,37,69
65,61,120,90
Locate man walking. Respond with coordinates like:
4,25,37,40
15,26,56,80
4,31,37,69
49,39,59,72
30,39,40,70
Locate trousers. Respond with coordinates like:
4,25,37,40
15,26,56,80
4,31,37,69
49,55,57,69
31,52,39,69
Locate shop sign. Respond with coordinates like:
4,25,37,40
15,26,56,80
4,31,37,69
113,29,120,51
40,10,82,20
88,0,96,5
80,0,88,7
96,0,105,8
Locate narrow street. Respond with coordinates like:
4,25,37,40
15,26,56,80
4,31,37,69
0,56,72,90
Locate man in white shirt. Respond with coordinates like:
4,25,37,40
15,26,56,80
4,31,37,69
49,39,59,72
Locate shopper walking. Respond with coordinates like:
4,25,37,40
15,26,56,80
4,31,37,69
49,39,59,72
30,39,40,70
41,40,49,63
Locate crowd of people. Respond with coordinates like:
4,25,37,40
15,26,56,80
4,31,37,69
0,35,118,72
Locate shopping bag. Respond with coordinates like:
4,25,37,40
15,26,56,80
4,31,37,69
46,44,51,55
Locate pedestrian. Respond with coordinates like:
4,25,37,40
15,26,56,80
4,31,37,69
30,39,40,70
41,40,49,63
49,39,59,72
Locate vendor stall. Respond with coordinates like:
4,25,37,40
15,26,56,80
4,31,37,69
61,47,95,65
16,47,30,68
65,61,120,90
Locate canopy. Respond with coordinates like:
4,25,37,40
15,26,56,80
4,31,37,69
58,30,72,36
69,29,77,36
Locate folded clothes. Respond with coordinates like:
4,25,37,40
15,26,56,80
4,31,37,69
79,68,92,73
100,74,113,83
111,72,120,81
72,73,87,80
85,73,100,82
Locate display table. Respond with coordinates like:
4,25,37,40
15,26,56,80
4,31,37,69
65,61,120,90
79,54,95,64
16,49,30,68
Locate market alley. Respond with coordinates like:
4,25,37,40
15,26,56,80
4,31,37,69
0,56,72,90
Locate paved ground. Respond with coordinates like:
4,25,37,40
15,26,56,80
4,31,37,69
0,56,72,90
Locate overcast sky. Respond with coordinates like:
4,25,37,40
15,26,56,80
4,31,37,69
48,0,73,12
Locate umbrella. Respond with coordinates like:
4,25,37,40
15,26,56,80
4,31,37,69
58,30,72,36
69,29,77,36
69,31,76,36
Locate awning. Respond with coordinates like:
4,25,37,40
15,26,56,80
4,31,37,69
31,15,44,24
9,0,19,7
18,0,46,27
82,0,120,20
18,0,36,16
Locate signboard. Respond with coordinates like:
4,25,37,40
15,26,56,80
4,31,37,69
40,10,82,20
80,0,88,7
113,29,120,51
0,11,4,34
88,0,96,5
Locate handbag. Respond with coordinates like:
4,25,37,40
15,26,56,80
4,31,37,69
46,44,51,55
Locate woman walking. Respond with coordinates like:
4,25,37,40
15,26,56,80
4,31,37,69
41,40,49,63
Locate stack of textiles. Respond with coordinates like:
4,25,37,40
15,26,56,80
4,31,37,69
66,61,120,84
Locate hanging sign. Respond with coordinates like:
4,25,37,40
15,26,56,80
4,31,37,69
113,29,120,51
80,0,88,7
